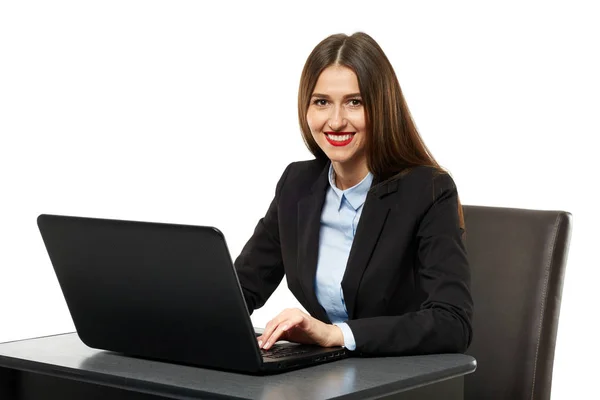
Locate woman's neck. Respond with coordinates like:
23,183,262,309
331,160,370,190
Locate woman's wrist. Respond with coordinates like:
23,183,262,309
329,324,345,347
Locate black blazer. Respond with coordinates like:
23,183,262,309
234,158,473,356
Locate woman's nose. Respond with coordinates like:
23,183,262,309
328,107,347,130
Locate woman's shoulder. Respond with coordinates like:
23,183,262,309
379,166,460,220
286,158,328,173
282,158,329,183
273,158,329,199
382,165,456,192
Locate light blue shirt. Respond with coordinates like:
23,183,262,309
315,163,373,351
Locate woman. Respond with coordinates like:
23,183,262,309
235,32,473,356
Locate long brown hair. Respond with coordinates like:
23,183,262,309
297,32,464,229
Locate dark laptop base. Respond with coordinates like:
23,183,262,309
100,337,347,375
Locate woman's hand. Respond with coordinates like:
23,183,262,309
257,308,344,350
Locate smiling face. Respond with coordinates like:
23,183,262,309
306,65,368,172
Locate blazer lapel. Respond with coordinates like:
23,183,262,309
341,178,398,319
297,163,330,323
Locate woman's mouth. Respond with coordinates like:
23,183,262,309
325,132,355,147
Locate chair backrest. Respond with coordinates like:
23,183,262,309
462,205,572,400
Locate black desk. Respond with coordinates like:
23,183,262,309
0,333,476,399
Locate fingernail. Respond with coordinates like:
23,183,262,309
281,325,288,331
258,340,262,348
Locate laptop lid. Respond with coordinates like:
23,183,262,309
37,214,265,373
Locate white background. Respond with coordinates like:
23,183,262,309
1,1,598,398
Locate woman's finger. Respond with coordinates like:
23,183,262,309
261,320,288,350
263,314,305,349
259,314,286,348
259,309,311,349
261,313,295,349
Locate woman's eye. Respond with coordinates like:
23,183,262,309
311,98,361,107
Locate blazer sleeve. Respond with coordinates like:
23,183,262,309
346,172,474,356
234,163,291,314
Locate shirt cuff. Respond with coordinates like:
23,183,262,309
334,322,357,351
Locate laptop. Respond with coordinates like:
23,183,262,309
37,214,348,374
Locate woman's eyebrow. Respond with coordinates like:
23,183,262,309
311,92,362,99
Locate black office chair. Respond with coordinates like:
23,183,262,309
462,205,572,400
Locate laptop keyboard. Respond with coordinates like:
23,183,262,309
260,343,312,359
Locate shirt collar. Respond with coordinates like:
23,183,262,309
327,163,374,211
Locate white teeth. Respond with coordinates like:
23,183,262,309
327,134,353,141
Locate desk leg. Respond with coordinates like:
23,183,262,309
380,376,463,400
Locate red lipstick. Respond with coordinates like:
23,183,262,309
324,132,355,147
